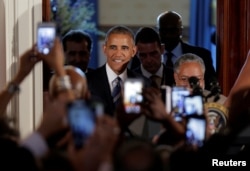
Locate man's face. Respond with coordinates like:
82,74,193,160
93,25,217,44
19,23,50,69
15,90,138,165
64,40,90,72
157,16,182,50
137,42,163,74
174,62,205,90
103,33,137,75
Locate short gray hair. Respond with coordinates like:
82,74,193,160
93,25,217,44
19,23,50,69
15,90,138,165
173,53,205,74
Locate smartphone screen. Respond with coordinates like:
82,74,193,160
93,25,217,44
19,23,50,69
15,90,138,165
183,95,204,116
171,86,190,121
186,116,206,147
123,78,143,114
67,100,96,148
37,22,56,55
161,85,172,114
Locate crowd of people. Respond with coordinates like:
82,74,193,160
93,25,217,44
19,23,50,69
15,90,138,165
1,10,250,171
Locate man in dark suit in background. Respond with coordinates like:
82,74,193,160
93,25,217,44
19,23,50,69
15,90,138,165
62,29,94,73
129,11,217,90
157,11,217,90
133,27,173,88
133,27,172,138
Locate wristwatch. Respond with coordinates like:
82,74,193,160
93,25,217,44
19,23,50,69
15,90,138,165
56,75,72,91
7,82,20,94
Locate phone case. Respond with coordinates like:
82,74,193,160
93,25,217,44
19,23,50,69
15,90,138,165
37,22,56,54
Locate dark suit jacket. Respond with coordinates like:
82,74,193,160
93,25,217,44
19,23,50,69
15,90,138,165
130,41,217,90
86,64,150,116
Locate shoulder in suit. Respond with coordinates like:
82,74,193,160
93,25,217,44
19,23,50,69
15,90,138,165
132,66,142,75
161,64,175,87
86,65,114,116
129,55,141,70
127,68,151,88
85,67,95,73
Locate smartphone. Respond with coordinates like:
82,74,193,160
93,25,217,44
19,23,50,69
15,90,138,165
185,116,206,147
183,95,204,116
123,78,144,114
67,100,103,148
37,22,56,55
171,86,190,121
161,85,172,114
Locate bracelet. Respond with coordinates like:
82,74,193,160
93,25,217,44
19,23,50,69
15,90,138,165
56,75,72,91
7,82,20,94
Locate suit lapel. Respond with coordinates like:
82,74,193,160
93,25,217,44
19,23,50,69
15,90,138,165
127,68,138,78
99,65,113,100
181,41,189,54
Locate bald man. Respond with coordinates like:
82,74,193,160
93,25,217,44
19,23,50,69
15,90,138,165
157,11,217,90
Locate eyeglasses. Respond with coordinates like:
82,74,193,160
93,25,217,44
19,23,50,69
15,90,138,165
177,76,204,84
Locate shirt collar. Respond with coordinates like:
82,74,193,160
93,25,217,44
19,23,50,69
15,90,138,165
140,64,163,78
165,42,183,63
106,63,127,89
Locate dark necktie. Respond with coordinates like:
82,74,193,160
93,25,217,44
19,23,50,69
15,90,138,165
150,75,161,89
165,52,174,69
165,52,175,86
112,77,122,106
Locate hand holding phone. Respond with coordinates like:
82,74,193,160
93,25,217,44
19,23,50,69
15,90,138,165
67,100,103,148
37,22,56,55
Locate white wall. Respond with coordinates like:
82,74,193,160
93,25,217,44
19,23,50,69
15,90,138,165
0,0,43,138
0,0,6,89
99,0,190,26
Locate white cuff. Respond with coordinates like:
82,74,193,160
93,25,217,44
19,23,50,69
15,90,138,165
21,131,49,158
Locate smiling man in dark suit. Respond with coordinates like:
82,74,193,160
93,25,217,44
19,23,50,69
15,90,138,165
86,25,148,117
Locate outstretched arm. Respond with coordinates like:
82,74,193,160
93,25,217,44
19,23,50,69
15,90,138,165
224,50,250,108
0,46,41,117
39,38,75,100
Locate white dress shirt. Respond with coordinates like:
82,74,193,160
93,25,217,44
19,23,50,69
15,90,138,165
106,63,127,93
140,64,164,78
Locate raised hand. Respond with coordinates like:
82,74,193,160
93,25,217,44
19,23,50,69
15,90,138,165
142,87,185,137
12,45,41,84
142,87,169,121
67,115,120,171
38,37,65,76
